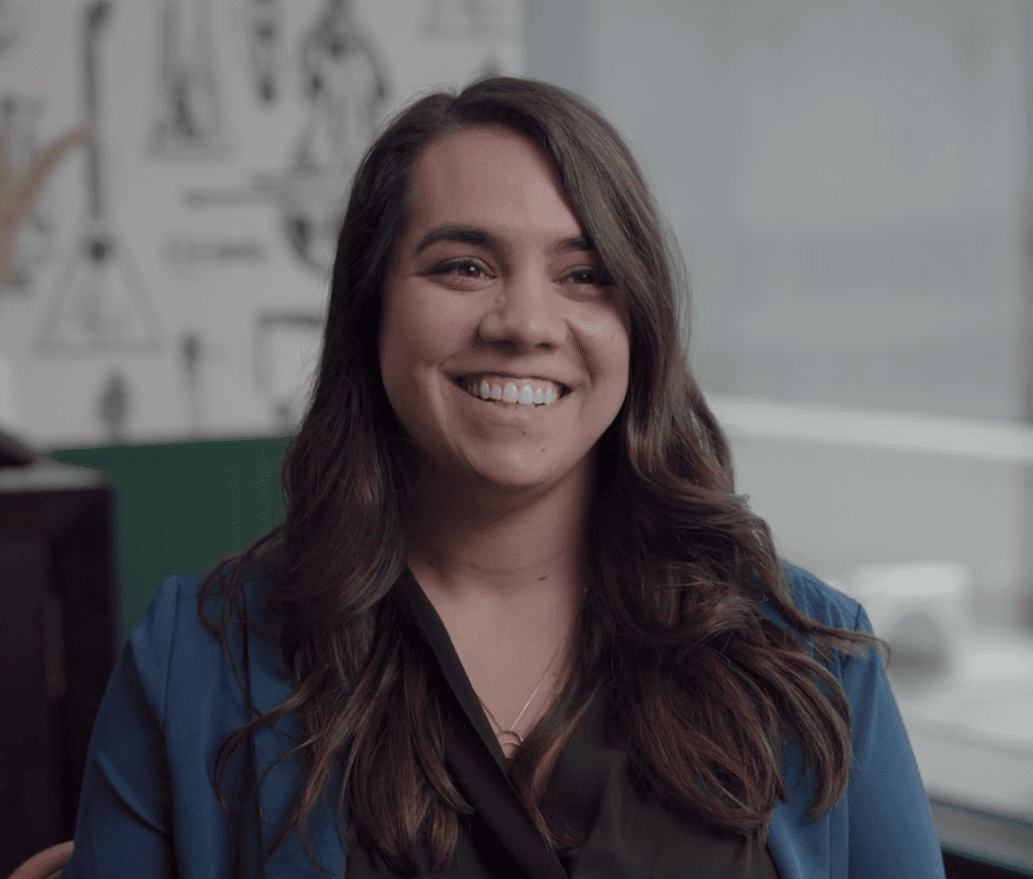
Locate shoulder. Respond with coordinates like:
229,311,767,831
129,567,236,660
762,560,883,683
137,548,283,646
770,563,946,878
776,560,866,634
126,557,285,727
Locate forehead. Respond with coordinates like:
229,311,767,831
403,125,580,236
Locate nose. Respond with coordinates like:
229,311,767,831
477,263,567,351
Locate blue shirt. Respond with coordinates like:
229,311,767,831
63,562,946,878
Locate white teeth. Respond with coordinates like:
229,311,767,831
463,377,562,406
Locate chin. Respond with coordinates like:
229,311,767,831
458,450,555,489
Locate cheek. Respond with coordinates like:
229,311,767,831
381,294,461,407
609,335,632,405
400,289,461,359
383,294,427,365
380,308,422,404
605,317,632,379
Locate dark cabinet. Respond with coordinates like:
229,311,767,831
0,459,117,877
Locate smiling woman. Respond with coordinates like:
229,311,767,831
62,77,946,879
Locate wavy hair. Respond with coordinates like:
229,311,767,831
199,76,890,876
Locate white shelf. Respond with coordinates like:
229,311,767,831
708,395,1033,462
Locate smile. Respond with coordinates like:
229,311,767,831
454,376,569,409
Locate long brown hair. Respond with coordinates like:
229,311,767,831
199,76,889,875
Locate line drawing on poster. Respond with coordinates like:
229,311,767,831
179,330,204,433
254,310,322,433
159,228,266,283
420,0,517,41
97,366,131,443
36,1,164,357
0,0,27,57
0,95,57,294
184,0,390,277
245,0,284,105
149,0,232,160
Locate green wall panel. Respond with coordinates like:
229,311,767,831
49,437,290,643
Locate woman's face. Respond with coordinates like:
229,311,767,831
379,125,631,497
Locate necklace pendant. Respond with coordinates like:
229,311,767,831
497,729,522,758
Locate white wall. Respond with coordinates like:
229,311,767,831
533,0,1025,420
525,0,1030,620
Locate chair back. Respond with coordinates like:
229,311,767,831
6,841,74,879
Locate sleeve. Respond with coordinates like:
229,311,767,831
61,578,180,879
843,602,946,879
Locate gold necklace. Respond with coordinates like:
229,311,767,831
476,635,568,758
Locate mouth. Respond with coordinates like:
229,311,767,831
452,376,571,408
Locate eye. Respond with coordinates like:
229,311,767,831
563,266,614,287
430,258,494,281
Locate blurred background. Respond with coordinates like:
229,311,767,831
1,0,1032,875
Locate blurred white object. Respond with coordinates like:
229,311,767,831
0,354,16,424
847,562,974,684
709,395,1033,463
890,620,1033,820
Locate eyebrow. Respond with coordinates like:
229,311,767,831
411,224,596,258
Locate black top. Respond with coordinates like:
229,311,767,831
347,567,781,878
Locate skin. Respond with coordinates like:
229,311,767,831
378,125,631,738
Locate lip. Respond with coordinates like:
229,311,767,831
452,371,570,388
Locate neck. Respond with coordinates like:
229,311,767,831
404,454,595,606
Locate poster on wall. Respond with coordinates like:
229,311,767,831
0,0,523,448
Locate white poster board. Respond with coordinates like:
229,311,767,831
0,0,523,447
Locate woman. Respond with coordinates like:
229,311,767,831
63,77,945,878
